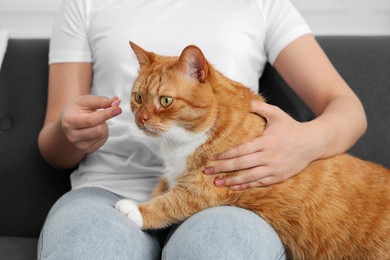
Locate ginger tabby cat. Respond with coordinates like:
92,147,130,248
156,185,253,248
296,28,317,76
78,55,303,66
116,42,390,259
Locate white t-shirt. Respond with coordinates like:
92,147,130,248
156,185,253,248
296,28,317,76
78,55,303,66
50,0,311,202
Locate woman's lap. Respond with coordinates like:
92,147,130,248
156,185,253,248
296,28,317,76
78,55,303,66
38,187,285,260
163,206,286,260
38,187,161,260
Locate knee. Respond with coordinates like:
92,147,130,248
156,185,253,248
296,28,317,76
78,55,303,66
38,188,160,260
41,188,119,240
163,206,286,260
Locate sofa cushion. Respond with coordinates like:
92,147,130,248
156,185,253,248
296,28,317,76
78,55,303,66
0,236,37,260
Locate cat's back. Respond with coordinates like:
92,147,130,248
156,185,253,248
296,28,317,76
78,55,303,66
310,154,390,257
235,153,389,258
317,153,390,185
266,154,390,258
302,153,390,211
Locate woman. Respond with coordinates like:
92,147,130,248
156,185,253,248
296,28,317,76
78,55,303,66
37,0,367,259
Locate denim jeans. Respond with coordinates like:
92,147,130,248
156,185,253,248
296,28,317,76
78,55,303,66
38,187,286,260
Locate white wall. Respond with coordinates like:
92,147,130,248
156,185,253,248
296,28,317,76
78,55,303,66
293,0,390,35
0,0,389,38
0,0,61,38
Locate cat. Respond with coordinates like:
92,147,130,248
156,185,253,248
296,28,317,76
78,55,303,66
116,42,390,259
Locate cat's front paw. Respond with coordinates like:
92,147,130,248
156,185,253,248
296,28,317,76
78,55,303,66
115,199,143,228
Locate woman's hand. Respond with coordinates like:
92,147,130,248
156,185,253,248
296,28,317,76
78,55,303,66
203,35,366,191
204,100,321,190
61,95,122,154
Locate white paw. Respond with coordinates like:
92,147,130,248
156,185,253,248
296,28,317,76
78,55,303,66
115,199,143,228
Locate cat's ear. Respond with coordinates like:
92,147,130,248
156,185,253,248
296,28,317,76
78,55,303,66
177,45,209,83
129,41,154,66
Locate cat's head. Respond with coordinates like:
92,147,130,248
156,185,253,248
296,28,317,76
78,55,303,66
129,42,217,139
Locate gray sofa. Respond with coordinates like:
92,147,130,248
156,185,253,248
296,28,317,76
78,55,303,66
0,37,389,259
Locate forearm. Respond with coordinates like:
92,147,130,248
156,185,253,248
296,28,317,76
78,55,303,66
273,35,367,160
306,95,367,160
38,117,86,169
38,63,93,169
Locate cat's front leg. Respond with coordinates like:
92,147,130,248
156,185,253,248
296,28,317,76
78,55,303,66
116,199,143,228
115,178,170,228
116,187,221,230
149,177,169,199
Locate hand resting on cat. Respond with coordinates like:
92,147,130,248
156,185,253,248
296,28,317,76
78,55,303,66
116,42,390,259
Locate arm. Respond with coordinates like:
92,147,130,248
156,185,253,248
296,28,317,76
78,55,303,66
38,63,122,169
205,34,367,189
273,34,366,158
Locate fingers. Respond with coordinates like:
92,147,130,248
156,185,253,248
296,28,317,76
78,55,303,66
206,153,277,190
65,122,109,144
75,130,109,154
64,106,122,129
63,95,122,129
61,95,122,153
213,138,262,160
78,96,122,127
205,146,274,190
213,168,267,189
207,152,263,174
229,176,280,191
213,167,285,191
77,95,120,110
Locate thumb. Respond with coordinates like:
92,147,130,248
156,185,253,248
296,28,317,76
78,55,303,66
250,101,281,123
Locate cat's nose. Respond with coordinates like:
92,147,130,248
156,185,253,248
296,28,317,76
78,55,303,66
139,114,150,124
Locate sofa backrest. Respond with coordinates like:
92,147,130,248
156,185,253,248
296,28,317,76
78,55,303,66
0,39,71,238
0,37,389,238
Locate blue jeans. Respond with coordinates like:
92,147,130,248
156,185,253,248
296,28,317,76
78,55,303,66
38,187,286,260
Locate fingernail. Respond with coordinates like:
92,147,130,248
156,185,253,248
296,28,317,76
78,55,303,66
232,185,241,191
214,178,225,187
111,99,121,107
112,108,122,116
204,167,214,175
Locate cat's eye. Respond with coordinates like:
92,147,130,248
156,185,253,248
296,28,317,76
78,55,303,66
160,96,174,107
134,92,143,104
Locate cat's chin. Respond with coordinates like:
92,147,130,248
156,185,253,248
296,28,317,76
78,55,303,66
142,129,159,137
140,125,160,137
134,122,160,137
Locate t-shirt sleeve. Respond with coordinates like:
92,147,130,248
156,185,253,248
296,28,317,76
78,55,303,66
259,0,312,64
49,0,92,64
